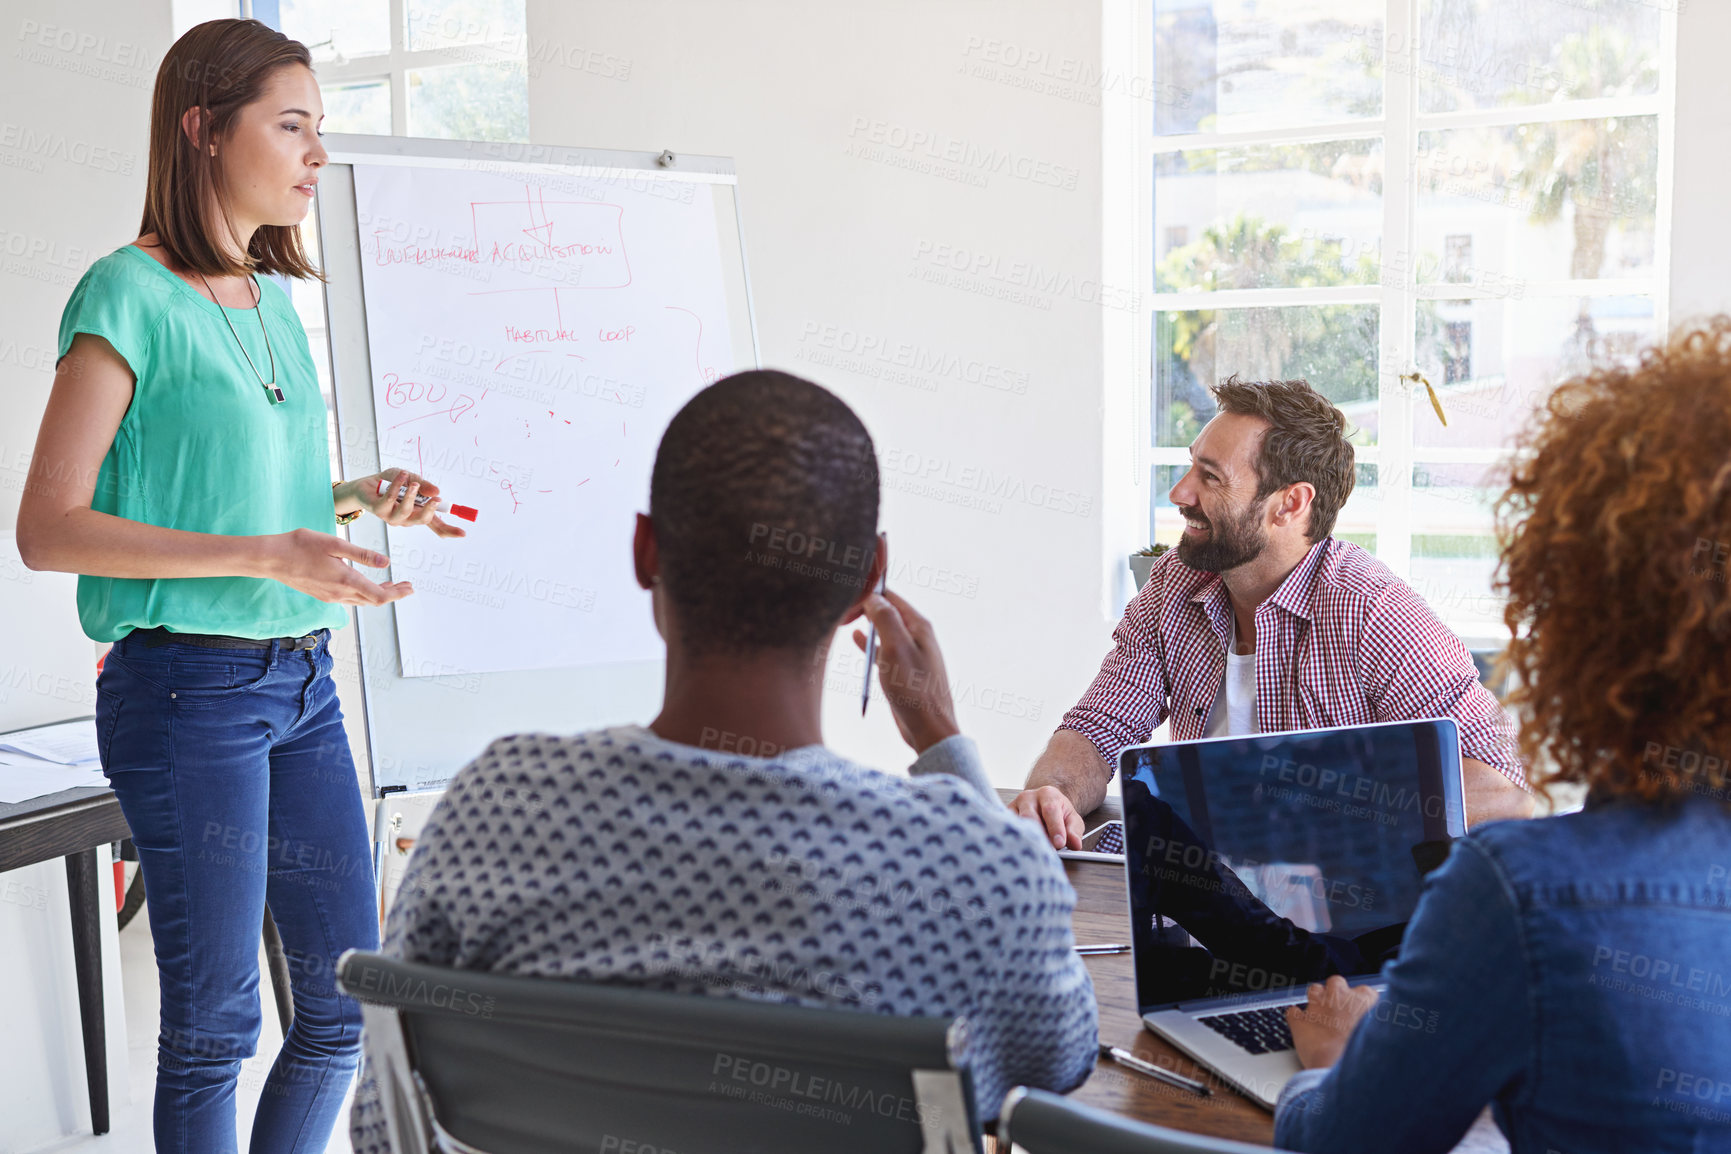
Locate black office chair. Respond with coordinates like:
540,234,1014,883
999,1087,1292,1154
336,950,984,1154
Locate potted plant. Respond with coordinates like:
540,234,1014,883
1128,543,1169,591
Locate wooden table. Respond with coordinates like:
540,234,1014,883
995,790,1277,1147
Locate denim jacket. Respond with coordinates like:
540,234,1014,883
1275,795,1731,1153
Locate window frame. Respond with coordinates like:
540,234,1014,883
1121,0,1678,633
262,0,526,137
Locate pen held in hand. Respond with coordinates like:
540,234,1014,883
860,565,887,716
377,477,479,522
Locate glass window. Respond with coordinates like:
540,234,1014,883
1414,295,1654,451
1155,306,1380,447
1415,118,1659,283
1155,140,1384,292
1442,234,1472,283
320,78,391,136
274,0,526,142
1140,1,1671,637
406,61,529,142
406,0,527,53
1418,0,1662,114
1404,462,1503,642
1154,0,1386,134
281,0,390,63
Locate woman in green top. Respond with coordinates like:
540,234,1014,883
17,20,460,1153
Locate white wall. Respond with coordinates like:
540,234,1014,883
0,1,171,533
526,0,1122,783
1668,2,1731,323
0,3,175,1147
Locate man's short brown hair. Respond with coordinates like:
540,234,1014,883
1210,375,1356,543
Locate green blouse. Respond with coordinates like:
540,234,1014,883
55,244,347,642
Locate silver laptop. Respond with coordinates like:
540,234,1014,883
1119,718,1466,1109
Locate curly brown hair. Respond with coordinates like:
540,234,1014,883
1496,318,1731,805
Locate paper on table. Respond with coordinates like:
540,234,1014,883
0,754,106,804
0,718,101,765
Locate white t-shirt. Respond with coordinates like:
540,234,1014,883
1203,617,1258,737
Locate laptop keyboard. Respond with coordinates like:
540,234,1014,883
1197,1005,1300,1054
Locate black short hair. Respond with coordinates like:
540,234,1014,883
648,370,879,655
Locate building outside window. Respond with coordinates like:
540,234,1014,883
1441,318,1472,384
1442,233,1472,282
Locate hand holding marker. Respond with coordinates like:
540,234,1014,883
377,476,479,522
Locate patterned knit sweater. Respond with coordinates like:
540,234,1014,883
349,726,1098,1152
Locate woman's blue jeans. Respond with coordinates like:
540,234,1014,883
96,628,378,1154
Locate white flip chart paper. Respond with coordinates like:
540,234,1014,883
353,163,734,676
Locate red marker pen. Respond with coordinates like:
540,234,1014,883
377,477,479,522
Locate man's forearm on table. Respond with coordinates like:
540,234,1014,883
1027,728,1114,815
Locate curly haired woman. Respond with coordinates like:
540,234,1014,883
1272,322,1731,1153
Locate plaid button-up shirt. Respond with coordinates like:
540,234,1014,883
1062,539,1522,784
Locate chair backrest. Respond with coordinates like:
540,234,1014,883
337,950,983,1154
999,1087,1291,1154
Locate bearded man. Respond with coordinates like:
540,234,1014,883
1010,376,1532,848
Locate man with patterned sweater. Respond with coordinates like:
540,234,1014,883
350,371,1097,1152
1011,376,1532,851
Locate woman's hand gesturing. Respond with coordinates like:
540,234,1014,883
260,528,414,605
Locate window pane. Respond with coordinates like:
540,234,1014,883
1155,141,1383,291
1415,118,1658,284
1413,295,1653,450
282,0,390,63
1418,0,1661,114
1154,0,1384,134
320,78,391,136
290,215,332,398
1405,463,1503,643
407,0,525,52
1153,306,1380,447
406,61,529,142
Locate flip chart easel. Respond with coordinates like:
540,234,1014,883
314,135,759,793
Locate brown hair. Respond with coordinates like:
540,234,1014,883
140,19,320,279
1210,375,1356,542
1497,318,1731,806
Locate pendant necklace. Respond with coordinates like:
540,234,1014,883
197,269,283,404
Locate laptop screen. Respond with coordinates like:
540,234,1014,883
1120,719,1466,1014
